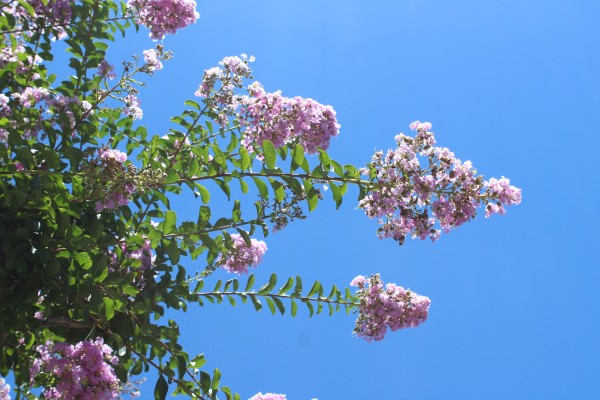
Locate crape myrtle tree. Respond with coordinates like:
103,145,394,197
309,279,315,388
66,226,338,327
0,0,522,399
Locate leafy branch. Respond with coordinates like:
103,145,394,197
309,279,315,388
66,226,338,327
192,274,360,318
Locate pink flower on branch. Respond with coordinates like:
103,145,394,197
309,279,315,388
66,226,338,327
249,393,287,400
30,338,120,400
194,55,340,155
238,82,340,154
143,49,163,71
220,234,267,275
352,274,430,342
94,148,136,212
0,378,9,400
127,0,200,40
359,122,522,245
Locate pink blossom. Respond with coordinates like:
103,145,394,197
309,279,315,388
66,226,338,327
12,87,49,108
127,0,200,40
350,275,367,287
31,338,119,400
98,148,127,163
95,148,135,212
358,122,522,245
97,60,116,80
143,49,163,71
194,55,340,154
238,82,340,154
123,94,143,120
220,234,267,275
352,274,430,342
0,378,9,400
249,393,287,400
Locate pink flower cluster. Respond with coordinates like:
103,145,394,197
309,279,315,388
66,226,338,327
95,148,136,212
127,0,200,40
220,234,267,275
358,122,522,245
238,82,340,154
12,87,50,109
107,238,155,289
143,49,163,71
194,55,254,108
0,94,11,117
30,338,119,400
25,0,72,39
123,94,143,120
30,0,72,25
113,238,155,272
249,393,287,400
0,378,9,400
97,60,117,80
351,274,430,342
3,88,89,139
484,177,522,217
194,55,340,155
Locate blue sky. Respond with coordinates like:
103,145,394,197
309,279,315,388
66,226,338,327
20,1,600,399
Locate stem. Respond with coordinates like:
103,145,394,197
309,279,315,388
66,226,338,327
42,317,95,329
180,170,373,188
196,291,360,308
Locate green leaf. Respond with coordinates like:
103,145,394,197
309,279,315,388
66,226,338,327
232,200,242,222
211,144,226,167
331,159,344,176
188,158,200,177
166,240,181,264
258,273,277,294
213,279,222,292
196,183,211,204
291,144,305,170
262,140,276,169
212,368,222,390
154,375,168,400
291,299,298,317
200,371,211,393
278,277,294,295
103,297,115,320
184,99,201,110
240,146,251,171
293,275,303,295
165,169,180,184
303,180,318,212
318,149,331,169
330,182,342,209
215,179,231,200
250,295,262,311
245,275,255,292
270,179,285,202
344,164,360,179
307,281,321,297
253,177,269,199
265,297,276,315
272,297,285,315
177,355,187,380
303,299,315,317
164,210,177,235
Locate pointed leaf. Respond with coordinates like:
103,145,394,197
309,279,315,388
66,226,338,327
262,140,276,169
154,375,168,400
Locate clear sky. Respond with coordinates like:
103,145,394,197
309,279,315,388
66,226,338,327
37,1,600,399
